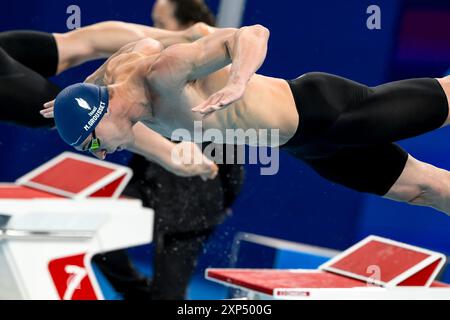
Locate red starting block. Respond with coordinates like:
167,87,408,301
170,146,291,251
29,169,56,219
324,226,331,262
0,152,152,300
13,152,132,199
206,236,450,300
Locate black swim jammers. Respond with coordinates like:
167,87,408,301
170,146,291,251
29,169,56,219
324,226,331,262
283,72,449,196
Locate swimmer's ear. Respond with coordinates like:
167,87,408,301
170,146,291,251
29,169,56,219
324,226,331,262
40,100,55,118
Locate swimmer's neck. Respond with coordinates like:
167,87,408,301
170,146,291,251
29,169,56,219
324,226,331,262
108,83,153,125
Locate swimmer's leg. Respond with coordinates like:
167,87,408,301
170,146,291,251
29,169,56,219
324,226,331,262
0,31,60,127
437,75,450,126
321,76,449,146
303,143,450,215
385,154,450,215
0,48,59,128
303,144,408,196
0,30,59,77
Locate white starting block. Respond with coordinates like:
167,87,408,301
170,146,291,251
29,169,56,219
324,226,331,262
206,236,450,300
0,152,153,300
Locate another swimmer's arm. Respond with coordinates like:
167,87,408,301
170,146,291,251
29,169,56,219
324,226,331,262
127,122,218,180
136,22,217,47
54,21,216,74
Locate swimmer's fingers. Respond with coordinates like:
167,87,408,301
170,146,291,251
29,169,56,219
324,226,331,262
201,105,223,119
192,83,245,117
43,100,55,109
200,162,219,181
174,141,218,180
40,107,54,117
192,95,232,118
192,93,224,113
40,100,55,118
209,162,219,180
40,108,54,118
198,96,236,118
195,144,218,180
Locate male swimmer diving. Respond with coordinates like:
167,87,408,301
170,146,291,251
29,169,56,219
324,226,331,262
42,25,450,215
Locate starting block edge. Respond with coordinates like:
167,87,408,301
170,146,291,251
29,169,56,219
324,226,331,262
319,235,447,287
16,152,133,199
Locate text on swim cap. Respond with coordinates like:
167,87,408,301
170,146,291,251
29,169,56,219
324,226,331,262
84,102,106,132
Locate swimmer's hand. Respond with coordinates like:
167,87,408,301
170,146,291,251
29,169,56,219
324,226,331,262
41,100,55,118
171,141,219,181
192,81,246,119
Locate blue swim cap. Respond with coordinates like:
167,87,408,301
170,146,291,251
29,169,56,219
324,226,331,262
54,83,109,147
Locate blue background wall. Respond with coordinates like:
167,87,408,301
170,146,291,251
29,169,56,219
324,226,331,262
1,0,450,283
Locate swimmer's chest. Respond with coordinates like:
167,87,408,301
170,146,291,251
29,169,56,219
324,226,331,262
148,84,202,136
145,66,231,137
153,67,229,115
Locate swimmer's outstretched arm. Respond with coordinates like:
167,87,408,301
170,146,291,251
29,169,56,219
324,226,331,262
86,23,213,86
54,21,215,74
148,24,269,118
127,122,219,181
